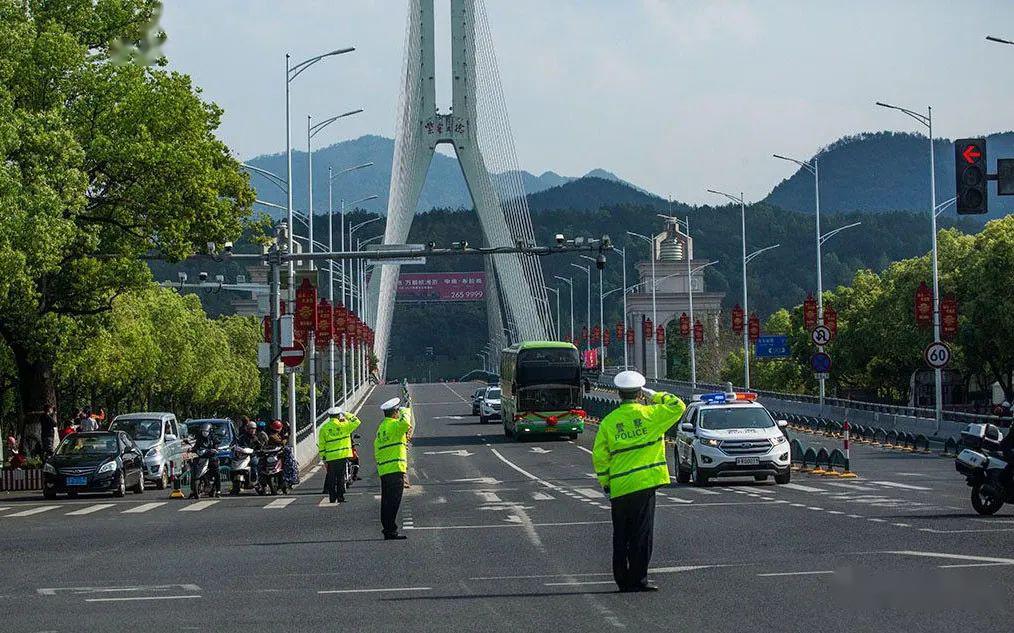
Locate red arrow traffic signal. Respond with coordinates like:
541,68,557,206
962,144,982,164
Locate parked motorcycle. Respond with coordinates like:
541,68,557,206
955,423,1013,515
255,446,287,496
345,434,361,489
230,445,255,496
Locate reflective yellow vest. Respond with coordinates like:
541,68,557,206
592,391,686,499
374,407,412,476
317,414,361,461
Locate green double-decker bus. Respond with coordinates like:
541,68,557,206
500,341,586,440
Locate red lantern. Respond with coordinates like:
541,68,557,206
615,322,624,340
294,278,318,344
656,324,665,346
603,329,611,346
693,320,704,344
643,318,654,340
914,281,933,327
316,299,333,347
626,328,635,345
941,295,958,340
748,313,760,343
262,315,272,343
591,325,601,344
333,305,347,344
731,304,744,335
679,312,690,338
803,293,818,331
824,304,838,340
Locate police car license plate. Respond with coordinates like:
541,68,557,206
736,457,760,466
66,476,87,486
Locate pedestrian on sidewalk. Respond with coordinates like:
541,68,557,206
592,370,685,592
318,407,361,504
41,405,58,457
375,397,412,539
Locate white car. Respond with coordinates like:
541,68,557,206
673,392,791,486
479,387,502,424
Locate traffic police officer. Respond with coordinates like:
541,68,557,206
593,370,686,592
317,406,362,504
374,397,413,540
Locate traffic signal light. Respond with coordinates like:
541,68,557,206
955,138,987,214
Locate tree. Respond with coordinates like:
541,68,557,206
0,1,254,419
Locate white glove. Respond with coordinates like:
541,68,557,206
642,387,657,399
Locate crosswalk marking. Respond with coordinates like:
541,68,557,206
678,487,720,495
872,481,932,491
5,505,60,517
265,498,295,509
666,496,694,504
122,502,168,514
532,492,554,501
824,482,876,491
66,504,114,516
575,488,605,499
781,483,825,493
179,500,219,512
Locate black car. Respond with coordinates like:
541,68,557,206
42,431,146,498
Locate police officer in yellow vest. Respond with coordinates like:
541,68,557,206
374,397,412,540
593,370,686,592
317,406,362,504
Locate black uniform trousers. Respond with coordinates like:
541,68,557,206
324,458,348,502
380,472,405,536
610,487,657,590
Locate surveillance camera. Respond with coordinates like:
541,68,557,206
596,254,606,271
223,241,234,252
215,274,225,283
555,234,565,246
178,272,188,282
574,237,585,246
198,271,209,282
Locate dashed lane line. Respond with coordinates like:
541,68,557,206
575,488,605,499
871,481,932,491
757,570,834,577
66,504,114,516
85,595,198,603
319,587,432,595
179,500,219,512
264,497,296,509
4,505,60,517
781,483,825,493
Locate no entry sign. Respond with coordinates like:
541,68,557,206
280,344,305,368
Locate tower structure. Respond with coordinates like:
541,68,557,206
369,0,551,375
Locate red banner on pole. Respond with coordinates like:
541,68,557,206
656,324,665,346
941,295,958,339
693,319,704,344
316,299,333,347
824,304,838,339
748,313,760,343
626,329,635,345
679,312,690,338
643,318,654,340
262,315,271,343
615,322,624,340
803,293,818,331
915,281,933,327
591,325,601,345
294,278,318,344
731,304,744,335
603,328,611,346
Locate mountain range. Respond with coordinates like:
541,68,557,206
244,131,1014,221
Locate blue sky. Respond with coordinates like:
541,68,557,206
161,1,1014,204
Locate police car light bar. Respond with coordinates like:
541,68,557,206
698,392,729,404
697,391,758,404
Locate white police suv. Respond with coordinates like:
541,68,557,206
673,391,791,486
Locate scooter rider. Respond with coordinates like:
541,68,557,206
189,422,222,499
236,420,265,484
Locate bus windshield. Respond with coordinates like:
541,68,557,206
517,348,580,386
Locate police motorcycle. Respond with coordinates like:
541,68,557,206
229,445,256,495
255,446,288,496
345,434,362,488
955,423,1013,515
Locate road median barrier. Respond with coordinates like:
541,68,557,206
811,447,831,474
884,429,899,448
801,446,817,471
941,436,960,457
790,439,804,470
825,448,858,478
168,460,185,499
913,434,931,453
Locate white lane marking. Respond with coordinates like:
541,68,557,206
264,497,296,509
847,514,864,519
891,522,911,528
781,483,825,493
824,482,876,491
179,500,219,512
5,505,60,517
85,595,198,603
881,551,1014,565
544,581,615,586
678,486,720,496
826,510,845,515
939,562,1014,569
868,518,887,523
666,497,694,504
476,491,502,503
442,382,470,402
757,570,834,577
122,502,168,514
450,477,502,485
66,504,115,516
319,587,432,595
0,507,9,511
423,449,473,456
574,444,593,455
806,507,824,511
532,492,555,501
408,520,612,530
872,481,932,491
38,583,201,596
529,447,552,454
896,472,930,477
659,501,780,508
575,488,605,499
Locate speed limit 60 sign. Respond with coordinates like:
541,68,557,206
924,341,951,369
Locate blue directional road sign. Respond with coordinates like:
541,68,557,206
810,352,832,373
755,335,790,358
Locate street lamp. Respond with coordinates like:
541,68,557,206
553,276,575,342
627,231,658,379
987,35,1014,46
571,263,591,355
544,285,561,340
476,352,488,372
284,46,353,441
307,109,363,272
612,247,629,370
875,100,943,432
